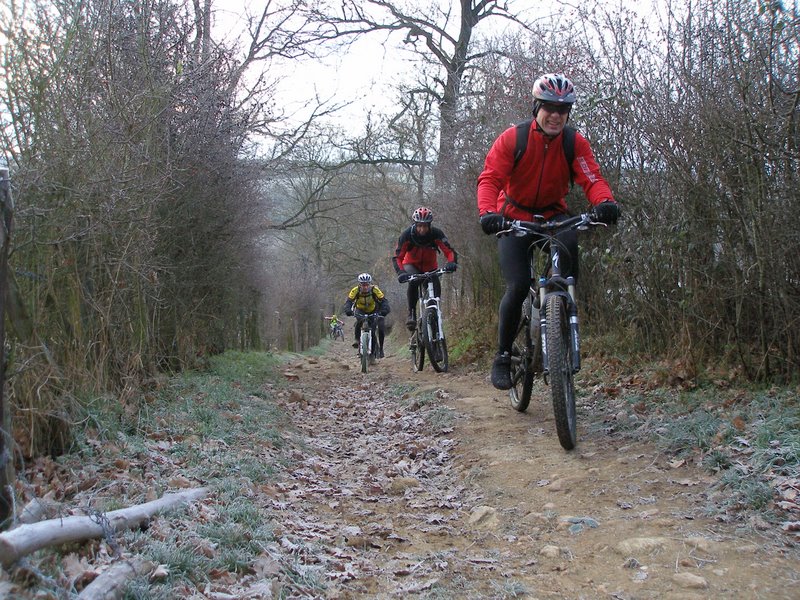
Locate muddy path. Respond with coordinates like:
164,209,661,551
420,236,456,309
265,339,798,599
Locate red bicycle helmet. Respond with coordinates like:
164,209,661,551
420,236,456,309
412,206,433,224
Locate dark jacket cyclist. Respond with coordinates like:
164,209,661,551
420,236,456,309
392,206,457,331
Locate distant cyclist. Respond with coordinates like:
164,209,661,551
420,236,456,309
343,273,390,358
325,314,343,338
392,206,457,331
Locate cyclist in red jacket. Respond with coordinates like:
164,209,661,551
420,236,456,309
392,207,457,331
477,73,620,390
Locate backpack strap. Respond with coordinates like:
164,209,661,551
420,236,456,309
562,125,576,187
512,119,532,169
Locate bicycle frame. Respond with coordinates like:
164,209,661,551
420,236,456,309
534,239,581,377
420,278,445,343
498,212,606,451
407,269,447,341
503,213,599,377
354,311,382,357
405,268,450,373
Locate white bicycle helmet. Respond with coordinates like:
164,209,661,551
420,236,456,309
357,273,373,284
532,73,576,116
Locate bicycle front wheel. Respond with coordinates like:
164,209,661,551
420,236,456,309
369,326,379,365
422,307,448,372
360,330,370,373
510,295,535,412
411,327,425,372
546,294,577,450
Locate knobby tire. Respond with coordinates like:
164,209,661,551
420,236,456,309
411,325,425,372
422,307,448,373
510,295,535,412
546,294,577,450
360,329,370,373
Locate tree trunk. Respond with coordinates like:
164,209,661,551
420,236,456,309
0,168,14,530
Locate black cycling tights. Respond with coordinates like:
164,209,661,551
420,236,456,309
497,223,578,353
403,265,441,314
355,318,386,350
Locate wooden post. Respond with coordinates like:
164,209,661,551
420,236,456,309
0,169,15,530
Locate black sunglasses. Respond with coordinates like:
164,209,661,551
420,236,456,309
540,103,571,115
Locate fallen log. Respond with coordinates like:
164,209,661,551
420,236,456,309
18,497,61,524
76,558,154,600
0,487,209,568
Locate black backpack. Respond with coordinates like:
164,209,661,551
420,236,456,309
512,120,576,186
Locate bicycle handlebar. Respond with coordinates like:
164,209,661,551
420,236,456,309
496,212,606,238
353,309,385,320
402,268,452,283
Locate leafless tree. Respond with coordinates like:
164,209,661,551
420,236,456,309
0,0,337,455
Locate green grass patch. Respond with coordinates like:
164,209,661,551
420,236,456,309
207,350,281,392
616,383,799,524
387,382,418,399
53,349,302,598
446,329,476,363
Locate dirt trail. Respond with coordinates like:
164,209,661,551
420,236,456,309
268,339,798,599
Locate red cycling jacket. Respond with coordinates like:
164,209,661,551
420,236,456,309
477,120,615,221
392,225,457,274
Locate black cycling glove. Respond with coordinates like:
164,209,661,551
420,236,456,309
480,213,506,235
592,201,620,225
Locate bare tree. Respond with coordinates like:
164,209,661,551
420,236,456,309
303,0,535,186
0,0,336,456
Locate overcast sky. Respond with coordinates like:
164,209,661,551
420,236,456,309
213,0,665,131
214,1,422,130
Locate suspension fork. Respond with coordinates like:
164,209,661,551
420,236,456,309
537,276,549,375
424,280,444,341
566,276,581,373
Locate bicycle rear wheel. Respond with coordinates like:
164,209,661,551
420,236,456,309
422,307,448,372
360,330,370,373
546,294,577,450
510,295,535,412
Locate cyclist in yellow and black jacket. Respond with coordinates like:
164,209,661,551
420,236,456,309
343,272,390,358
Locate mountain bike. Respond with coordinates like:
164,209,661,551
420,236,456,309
329,322,344,341
354,310,383,373
404,268,451,373
497,212,606,450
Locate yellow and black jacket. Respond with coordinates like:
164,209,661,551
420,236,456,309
344,285,390,316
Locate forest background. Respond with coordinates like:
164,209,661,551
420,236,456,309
0,0,797,479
